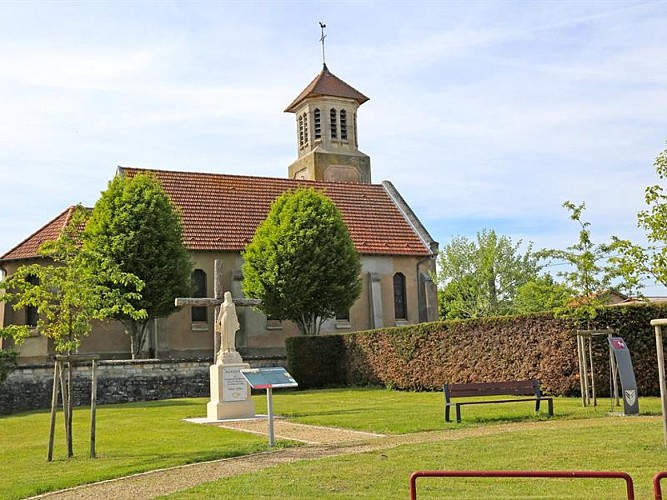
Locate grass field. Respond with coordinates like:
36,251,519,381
166,416,665,499
1,388,665,499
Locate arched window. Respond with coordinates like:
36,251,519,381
314,108,321,139
340,109,347,140
298,115,304,148
330,108,337,139
192,269,207,322
25,274,39,327
302,112,308,145
393,273,407,321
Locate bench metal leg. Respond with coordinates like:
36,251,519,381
548,398,553,417
445,404,451,423
456,404,462,423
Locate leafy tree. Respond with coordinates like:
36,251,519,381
611,144,667,292
85,173,193,358
514,274,573,314
0,205,145,352
242,187,361,336
436,229,541,319
538,201,618,323
0,205,145,456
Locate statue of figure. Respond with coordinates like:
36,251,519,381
216,292,240,363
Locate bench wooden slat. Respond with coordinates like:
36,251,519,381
443,379,553,423
448,380,537,398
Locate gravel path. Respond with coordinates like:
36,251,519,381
28,417,646,500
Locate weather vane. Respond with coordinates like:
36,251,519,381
319,21,327,67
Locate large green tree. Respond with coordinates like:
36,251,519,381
242,187,361,336
611,144,667,292
85,173,193,358
436,229,541,319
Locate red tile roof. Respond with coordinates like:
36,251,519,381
1,206,78,261
285,64,369,113
122,167,431,257
1,169,433,261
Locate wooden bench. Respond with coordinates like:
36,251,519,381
443,379,553,423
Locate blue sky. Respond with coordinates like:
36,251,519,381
1,1,666,293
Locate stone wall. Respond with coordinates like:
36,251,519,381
0,356,286,415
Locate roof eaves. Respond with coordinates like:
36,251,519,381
381,180,439,256
0,206,73,262
285,66,369,113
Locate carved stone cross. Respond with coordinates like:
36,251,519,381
174,259,260,359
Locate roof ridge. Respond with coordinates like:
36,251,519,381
119,166,384,189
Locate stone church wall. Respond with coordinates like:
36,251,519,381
0,356,285,415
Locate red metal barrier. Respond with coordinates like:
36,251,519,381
654,471,667,500
409,470,635,500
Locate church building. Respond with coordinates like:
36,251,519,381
0,64,439,364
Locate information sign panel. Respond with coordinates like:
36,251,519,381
608,336,639,415
240,367,298,389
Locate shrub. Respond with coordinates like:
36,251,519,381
286,304,667,396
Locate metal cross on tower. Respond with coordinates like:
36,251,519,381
319,21,327,67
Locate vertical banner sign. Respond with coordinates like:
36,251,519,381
608,337,639,415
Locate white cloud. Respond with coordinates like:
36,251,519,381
1,0,666,297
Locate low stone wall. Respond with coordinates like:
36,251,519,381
0,356,286,415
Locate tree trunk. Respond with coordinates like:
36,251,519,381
128,321,150,359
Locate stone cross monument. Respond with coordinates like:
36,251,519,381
175,260,258,421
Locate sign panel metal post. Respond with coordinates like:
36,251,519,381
240,367,298,447
267,387,275,447
650,319,667,445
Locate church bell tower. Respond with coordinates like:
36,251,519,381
285,63,371,183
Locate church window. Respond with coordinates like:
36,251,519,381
330,108,337,139
314,108,321,139
340,110,347,140
336,309,349,321
336,308,351,329
191,269,207,322
393,273,407,321
302,112,308,145
25,274,39,327
298,115,304,148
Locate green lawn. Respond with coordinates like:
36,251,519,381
166,415,666,499
0,398,274,499
0,389,665,499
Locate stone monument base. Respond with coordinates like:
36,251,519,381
207,362,256,421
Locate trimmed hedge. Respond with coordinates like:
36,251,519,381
285,304,667,396
286,334,346,389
